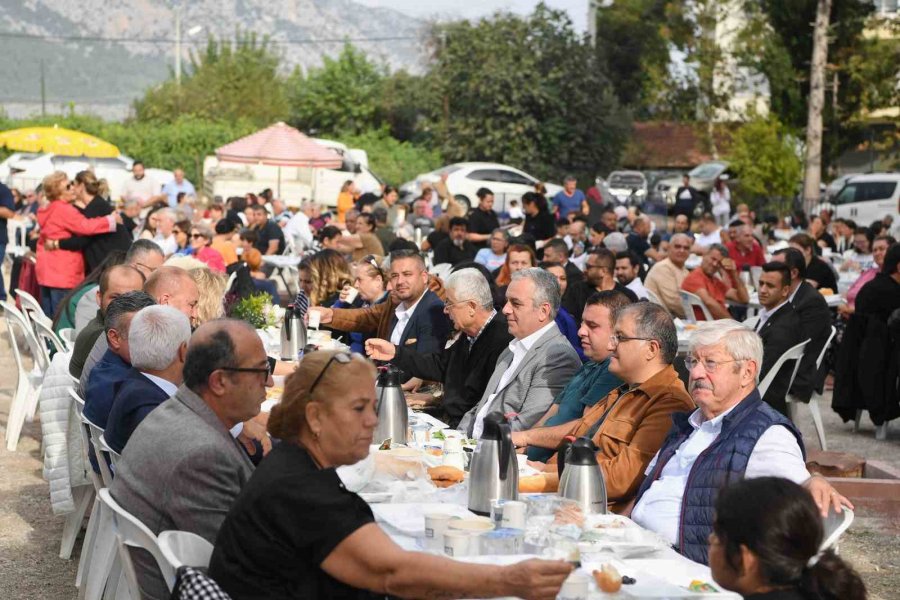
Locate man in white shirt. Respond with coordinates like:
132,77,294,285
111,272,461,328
121,161,165,208
691,213,722,254
152,209,178,256
614,251,648,300
457,268,581,438
630,320,850,565
283,203,314,251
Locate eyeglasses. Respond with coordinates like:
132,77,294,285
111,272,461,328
609,334,655,347
220,362,272,378
444,298,473,310
309,352,353,395
684,356,740,373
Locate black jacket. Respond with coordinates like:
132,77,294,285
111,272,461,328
467,208,500,249
788,281,833,402
756,302,802,416
433,238,477,266
58,196,134,273
805,257,838,291
562,280,637,325
391,313,512,427
673,186,702,217
563,260,585,286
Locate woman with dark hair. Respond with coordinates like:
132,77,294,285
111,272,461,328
494,243,537,287
172,219,193,256
710,477,865,600
188,223,226,273
522,191,555,247
139,205,163,240
789,233,838,291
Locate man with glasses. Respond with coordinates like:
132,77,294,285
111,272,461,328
562,247,637,325
110,319,272,600
631,320,850,566
644,233,692,318
519,303,693,513
364,268,511,428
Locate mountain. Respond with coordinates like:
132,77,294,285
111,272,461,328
0,0,426,120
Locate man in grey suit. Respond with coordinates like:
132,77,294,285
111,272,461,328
110,319,273,600
459,268,582,438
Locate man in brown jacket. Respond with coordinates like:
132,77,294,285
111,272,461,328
518,302,694,513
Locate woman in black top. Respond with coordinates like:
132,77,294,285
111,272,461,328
209,350,572,600
709,477,865,600
522,191,555,246
789,233,838,291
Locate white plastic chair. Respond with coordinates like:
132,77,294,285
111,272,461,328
98,433,121,469
59,327,76,347
787,326,837,451
645,288,666,310
742,315,759,330
679,290,713,324
158,531,214,571
1,300,49,451
33,316,69,358
15,289,51,331
98,488,179,596
820,505,854,553
758,338,810,399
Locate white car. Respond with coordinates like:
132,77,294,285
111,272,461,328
400,162,563,213
7,153,174,200
832,173,900,228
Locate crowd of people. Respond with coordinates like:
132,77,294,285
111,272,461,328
1,166,891,600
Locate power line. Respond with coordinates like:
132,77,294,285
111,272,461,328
0,30,418,45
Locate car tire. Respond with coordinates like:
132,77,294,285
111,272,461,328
454,195,471,213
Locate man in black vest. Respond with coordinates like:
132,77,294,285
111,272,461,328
630,320,849,566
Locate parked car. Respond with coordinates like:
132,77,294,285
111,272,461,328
826,173,861,202
7,153,174,200
654,160,740,217
606,170,648,206
832,173,900,228
400,162,562,213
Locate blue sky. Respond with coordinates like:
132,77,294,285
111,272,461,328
354,0,590,31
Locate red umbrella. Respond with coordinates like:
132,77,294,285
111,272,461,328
215,122,343,198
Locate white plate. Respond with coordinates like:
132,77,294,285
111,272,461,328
359,491,393,503
371,503,476,537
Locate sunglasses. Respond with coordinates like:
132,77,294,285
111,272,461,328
309,352,354,395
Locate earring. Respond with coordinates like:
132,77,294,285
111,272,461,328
313,430,320,440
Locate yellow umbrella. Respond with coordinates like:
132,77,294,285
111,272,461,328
0,125,120,158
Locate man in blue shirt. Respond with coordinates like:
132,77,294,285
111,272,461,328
161,168,196,208
552,176,586,221
0,182,17,301
515,290,634,461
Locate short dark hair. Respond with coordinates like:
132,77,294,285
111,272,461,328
762,261,792,288
555,218,569,228
476,187,493,199
104,291,156,333
788,233,815,252
132,160,144,168
215,219,236,235
617,302,678,364
544,238,570,256
584,290,633,320
591,222,611,235
239,228,258,244
615,250,640,268
317,225,342,242
590,247,615,272
372,207,388,224
183,327,237,391
250,204,268,214
389,238,419,253
356,212,377,230
389,249,426,270
449,217,469,230
775,247,807,279
883,243,900,276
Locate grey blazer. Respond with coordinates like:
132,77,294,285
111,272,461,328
459,324,581,437
110,385,254,600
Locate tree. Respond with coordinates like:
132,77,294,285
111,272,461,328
801,0,832,203
286,43,386,136
422,5,630,181
134,32,289,127
726,114,801,216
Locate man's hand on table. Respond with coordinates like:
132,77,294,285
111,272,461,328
502,558,572,600
364,338,396,361
405,391,439,409
805,474,853,516
239,416,272,457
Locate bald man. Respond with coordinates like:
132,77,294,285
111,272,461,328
144,265,201,327
70,264,145,378
110,319,269,600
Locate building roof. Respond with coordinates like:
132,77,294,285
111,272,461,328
622,122,732,170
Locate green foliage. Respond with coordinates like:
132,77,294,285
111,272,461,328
287,44,386,136
846,17,900,119
133,32,289,127
338,128,442,185
422,5,630,181
228,293,279,329
726,115,801,215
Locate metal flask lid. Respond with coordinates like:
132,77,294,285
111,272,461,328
567,437,599,465
376,364,402,387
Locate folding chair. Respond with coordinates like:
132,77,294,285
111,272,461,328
33,317,69,357
15,289,51,331
645,288,666,310
788,326,836,450
1,300,49,451
758,338,810,399
679,290,713,324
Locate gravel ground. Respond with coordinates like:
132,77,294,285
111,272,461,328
0,317,898,599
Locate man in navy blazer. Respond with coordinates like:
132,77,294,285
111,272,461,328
105,305,191,454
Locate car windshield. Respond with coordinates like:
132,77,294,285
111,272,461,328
608,173,645,188
836,181,897,204
689,162,727,179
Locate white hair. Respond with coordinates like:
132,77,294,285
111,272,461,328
603,232,628,253
446,268,493,309
156,208,176,223
688,319,763,374
128,305,191,371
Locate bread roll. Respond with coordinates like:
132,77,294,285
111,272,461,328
518,474,552,493
428,465,465,487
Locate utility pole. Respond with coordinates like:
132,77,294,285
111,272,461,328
802,0,832,205
175,8,182,86
40,59,46,116
587,0,598,47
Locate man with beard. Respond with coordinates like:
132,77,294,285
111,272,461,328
563,248,638,325
121,161,165,209
433,217,477,266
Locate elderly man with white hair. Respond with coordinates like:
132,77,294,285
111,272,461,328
365,268,513,428
630,320,851,566
104,305,192,454
457,268,582,438
152,208,178,256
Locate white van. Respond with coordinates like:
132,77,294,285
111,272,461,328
833,173,900,228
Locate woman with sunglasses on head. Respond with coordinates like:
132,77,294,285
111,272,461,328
710,477,865,600
210,350,573,600
332,256,389,354
36,171,121,316
187,222,226,273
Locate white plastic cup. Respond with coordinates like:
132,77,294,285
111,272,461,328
344,286,359,304
308,310,321,329
557,572,590,600
442,530,472,557
500,500,527,530
424,513,458,552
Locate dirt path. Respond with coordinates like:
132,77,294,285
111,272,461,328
0,319,897,599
